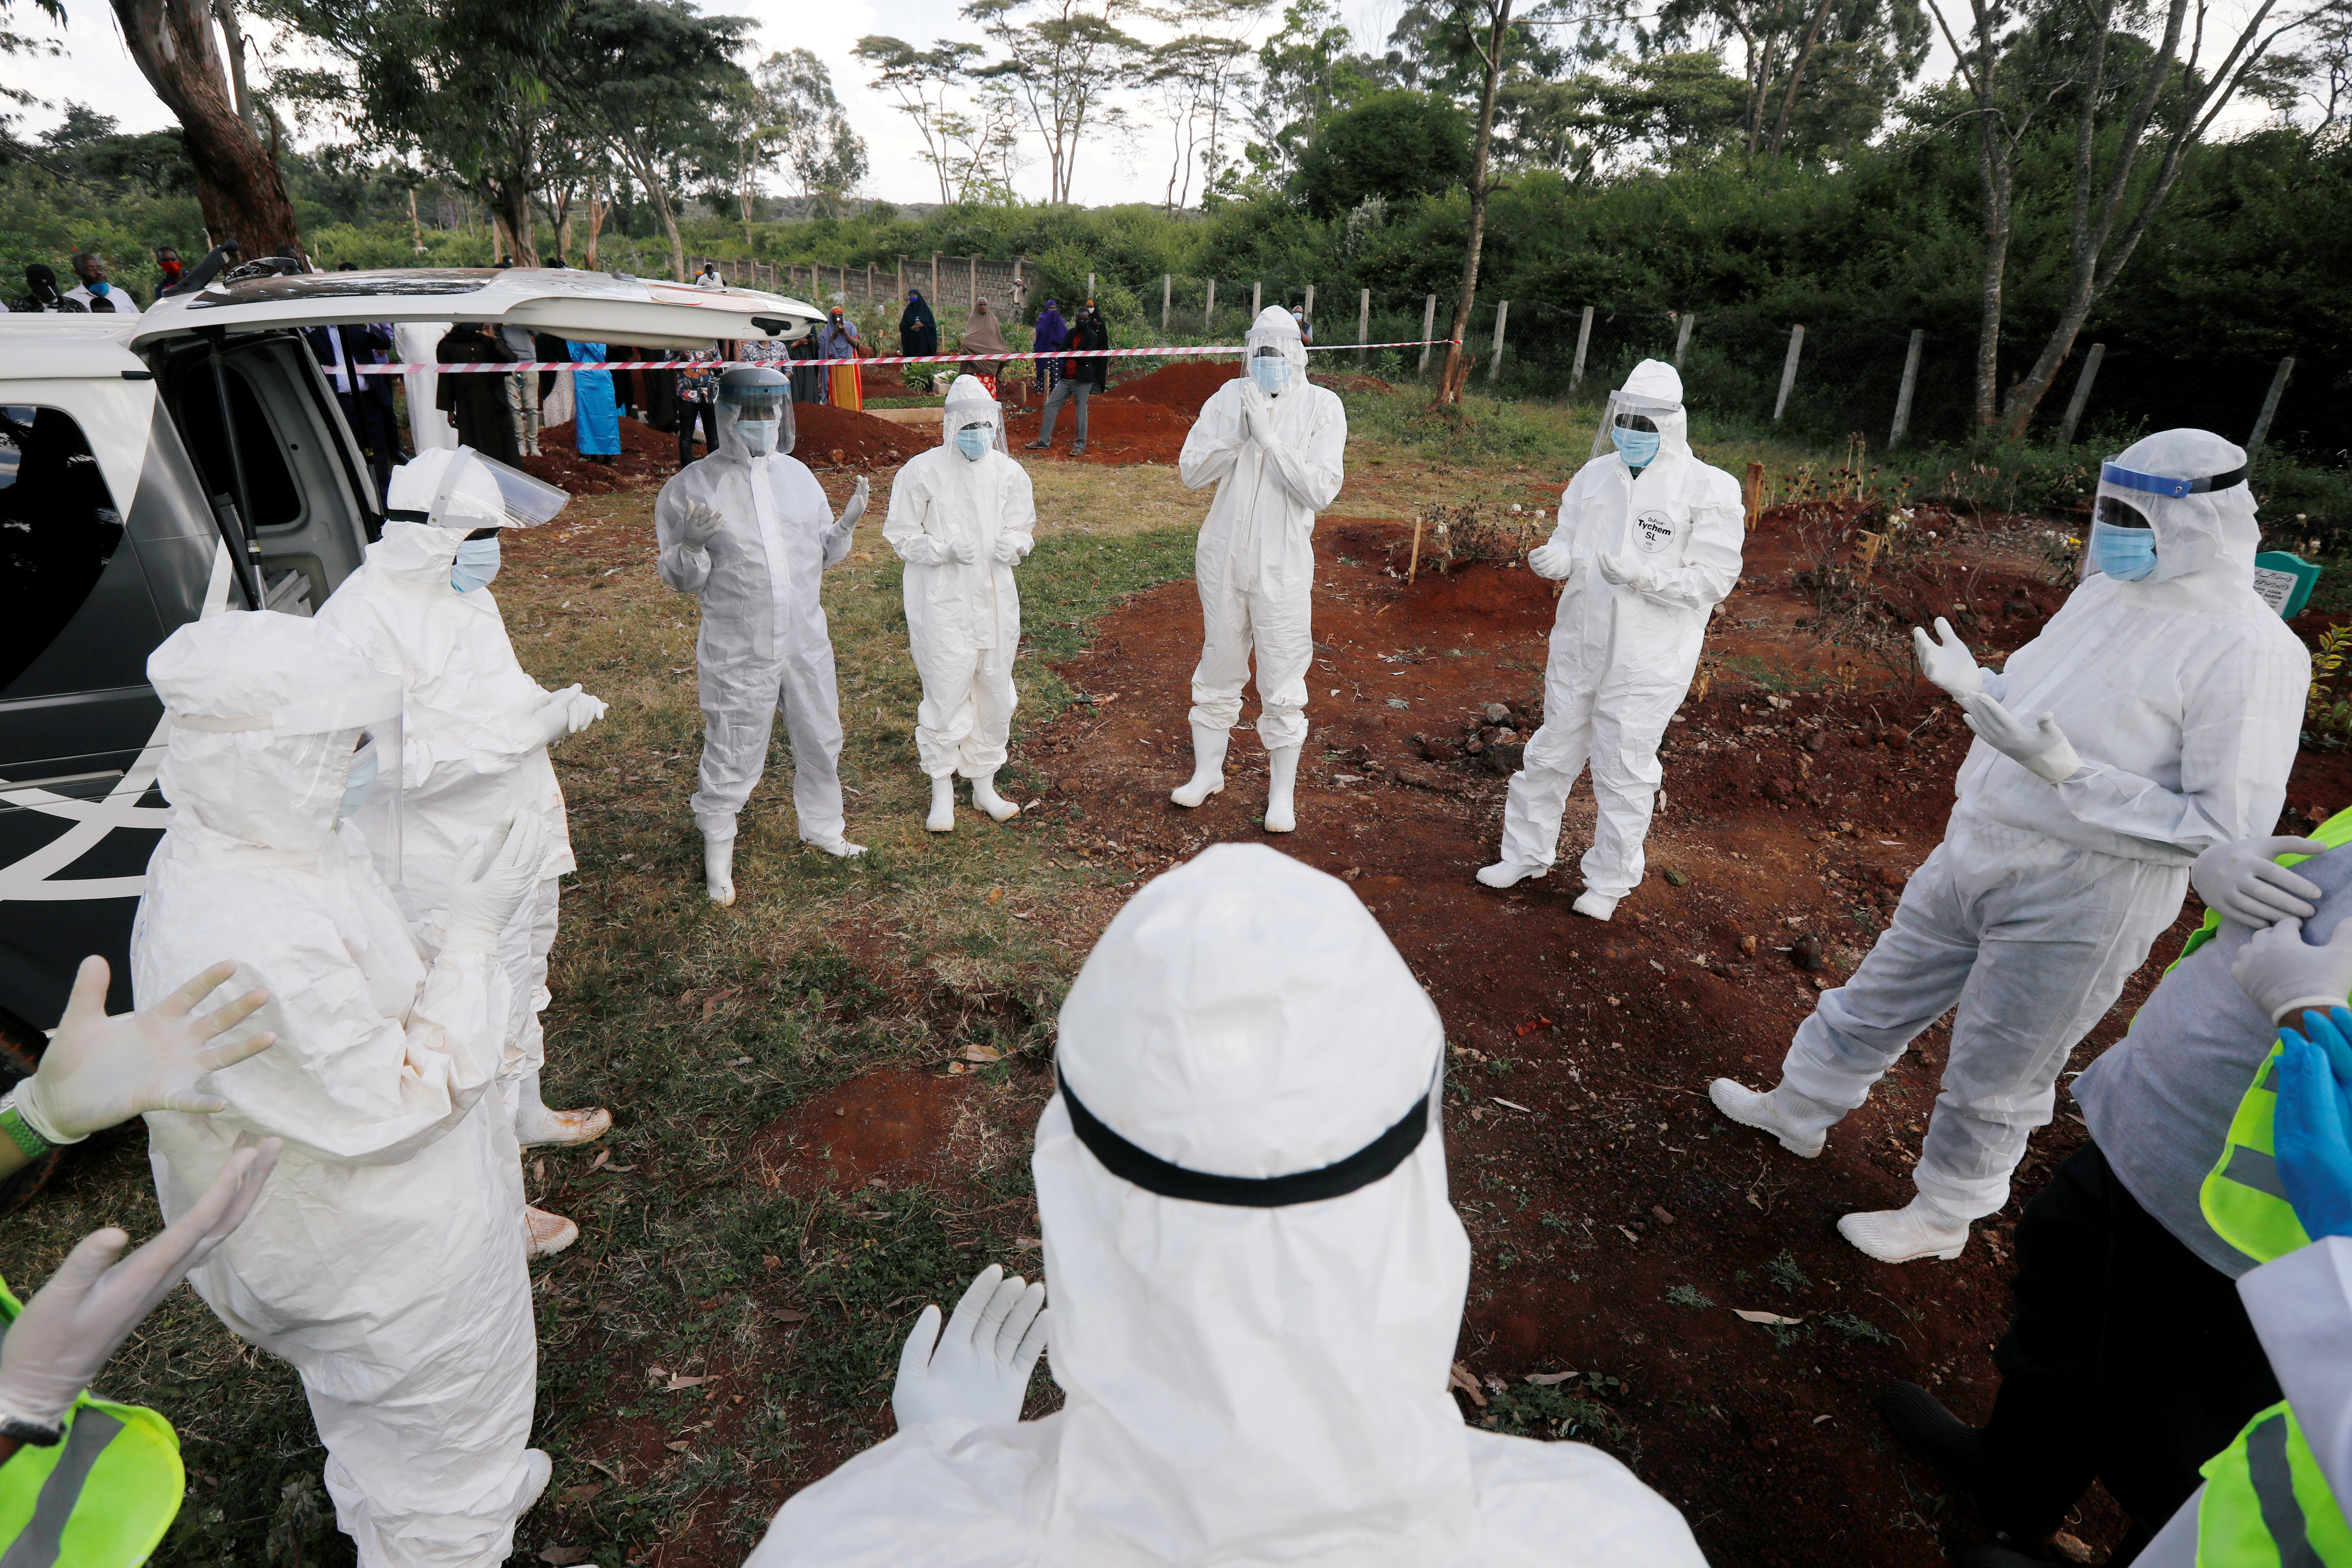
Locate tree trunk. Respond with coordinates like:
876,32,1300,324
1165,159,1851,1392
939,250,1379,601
1969,139,2012,431
1766,0,1838,156
655,187,685,281
210,0,254,127
1438,0,1512,405
111,0,303,260
583,185,606,270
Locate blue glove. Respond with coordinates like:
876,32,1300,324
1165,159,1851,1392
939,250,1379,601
2274,1006,2352,1241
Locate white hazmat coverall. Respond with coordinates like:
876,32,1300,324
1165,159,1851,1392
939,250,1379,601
1499,359,1744,906
1743,428,2309,1248
320,518,591,1144
883,379,1036,783
656,395,858,849
744,843,1706,1568
1177,307,1347,756
131,611,539,1568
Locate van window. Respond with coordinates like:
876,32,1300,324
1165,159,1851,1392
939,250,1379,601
0,406,125,690
174,364,301,530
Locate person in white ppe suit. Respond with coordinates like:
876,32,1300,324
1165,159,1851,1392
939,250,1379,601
320,446,610,1255
132,610,555,1568
1711,428,2310,1265
656,366,869,905
1477,359,1744,921
1172,307,1346,834
883,375,1036,833
742,843,1706,1568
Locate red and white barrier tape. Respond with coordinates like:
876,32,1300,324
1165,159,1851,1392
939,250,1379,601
353,338,1461,374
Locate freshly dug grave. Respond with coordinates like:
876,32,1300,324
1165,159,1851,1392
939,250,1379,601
1005,515,2341,1567
1096,358,1236,416
793,401,935,470
999,396,1192,467
520,416,680,495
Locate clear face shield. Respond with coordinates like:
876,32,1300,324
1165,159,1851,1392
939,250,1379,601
170,674,408,877
1249,343,1293,395
389,445,571,531
1589,390,1682,461
2091,455,2248,582
719,377,794,457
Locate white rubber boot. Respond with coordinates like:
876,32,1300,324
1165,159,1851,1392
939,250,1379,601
1477,860,1546,889
1707,1079,1828,1158
525,1206,579,1257
1264,745,1301,833
514,1070,612,1148
803,834,866,858
1572,890,1619,920
927,775,956,832
1172,724,1228,808
519,1450,553,1512
1838,1195,1971,1263
702,832,736,906
970,771,1021,822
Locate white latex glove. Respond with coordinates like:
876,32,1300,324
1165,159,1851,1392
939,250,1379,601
525,685,584,749
2194,835,2331,928
892,1264,1049,1431
679,502,728,549
992,535,1025,565
1957,692,2083,783
441,813,548,954
562,688,608,734
1598,549,1654,591
950,537,980,565
1911,617,1984,699
1236,381,1268,443
0,1139,279,1432
2233,915,2352,1023
14,957,274,1144
836,474,869,532
1526,541,1572,580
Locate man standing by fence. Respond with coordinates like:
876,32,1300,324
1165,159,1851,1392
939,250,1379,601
1028,300,1109,456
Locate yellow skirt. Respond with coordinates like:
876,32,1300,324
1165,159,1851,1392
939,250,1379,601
828,364,862,411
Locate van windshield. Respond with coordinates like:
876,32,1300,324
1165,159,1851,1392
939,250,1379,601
0,406,124,692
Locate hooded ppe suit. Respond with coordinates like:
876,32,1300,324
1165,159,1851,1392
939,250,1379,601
1744,429,2310,1235
131,611,540,1567
318,447,604,1151
655,375,858,850
1176,307,1347,754
1498,360,1744,903
743,843,1706,1568
883,377,1036,783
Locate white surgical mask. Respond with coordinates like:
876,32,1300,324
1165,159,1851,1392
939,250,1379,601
1251,355,1290,395
955,426,989,462
450,535,500,592
340,738,378,819
738,416,779,456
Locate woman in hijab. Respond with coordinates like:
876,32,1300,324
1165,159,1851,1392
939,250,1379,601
1033,297,1066,398
958,299,1010,401
818,308,864,411
788,332,826,406
900,290,939,358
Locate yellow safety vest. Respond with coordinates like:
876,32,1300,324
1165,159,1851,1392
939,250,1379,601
2196,807,2352,1267
0,1275,184,1567
2199,1401,2352,1567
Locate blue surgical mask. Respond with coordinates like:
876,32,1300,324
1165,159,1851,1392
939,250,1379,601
1613,426,1661,468
1250,355,1290,395
89,279,109,297
955,426,989,462
451,535,501,592
2090,518,2157,581
340,738,378,819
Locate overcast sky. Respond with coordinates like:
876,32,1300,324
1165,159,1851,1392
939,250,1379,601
12,0,2289,207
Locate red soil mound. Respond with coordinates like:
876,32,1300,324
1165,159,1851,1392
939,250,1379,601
518,417,675,495
793,401,934,469
1099,359,1238,416
1001,395,1192,466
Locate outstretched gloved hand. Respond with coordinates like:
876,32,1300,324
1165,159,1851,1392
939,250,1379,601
0,1139,279,1435
891,1264,1049,1431
1957,692,2082,783
1911,617,1984,699
1526,542,1572,580
1598,550,1654,591
525,684,587,749
2194,835,2330,928
837,474,870,533
679,502,727,548
13,957,273,1145
2233,915,2352,1024
992,535,1026,565
950,537,980,565
441,813,548,954
2274,1006,2352,1241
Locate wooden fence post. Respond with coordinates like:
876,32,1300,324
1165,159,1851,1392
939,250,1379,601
1773,325,1805,422
931,252,940,304
1419,293,1437,375
1487,300,1509,382
1204,278,1215,332
1673,312,1695,368
866,262,874,304
970,256,979,312
1303,283,1315,334
1252,279,1261,318
1890,328,1927,448
2249,355,2296,459
1162,273,1171,331
897,256,905,303
1358,288,1371,366
2054,342,2105,448
1570,305,1594,391
1744,461,1765,530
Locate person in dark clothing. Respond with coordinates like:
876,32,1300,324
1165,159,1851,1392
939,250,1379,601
531,332,568,402
14,264,87,313
787,333,825,406
432,323,522,463
899,290,938,358
673,348,721,470
304,321,399,500
1028,300,1109,455
1032,298,1066,397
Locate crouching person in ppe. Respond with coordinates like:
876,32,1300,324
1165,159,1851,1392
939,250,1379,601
133,610,554,1568
883,375,1035,833
1478,359,1744,921
1711,429,2309,1264
656,366,869,905
1870,823,2352,1562
743,843,1705,1567
1172,306,1346,834
0,955,280,1564
320,444,610,1256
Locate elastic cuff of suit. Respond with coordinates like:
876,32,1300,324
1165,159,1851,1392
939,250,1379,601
2273,996,2351,1027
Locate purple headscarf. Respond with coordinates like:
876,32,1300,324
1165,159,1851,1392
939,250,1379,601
1034,299,1066,352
